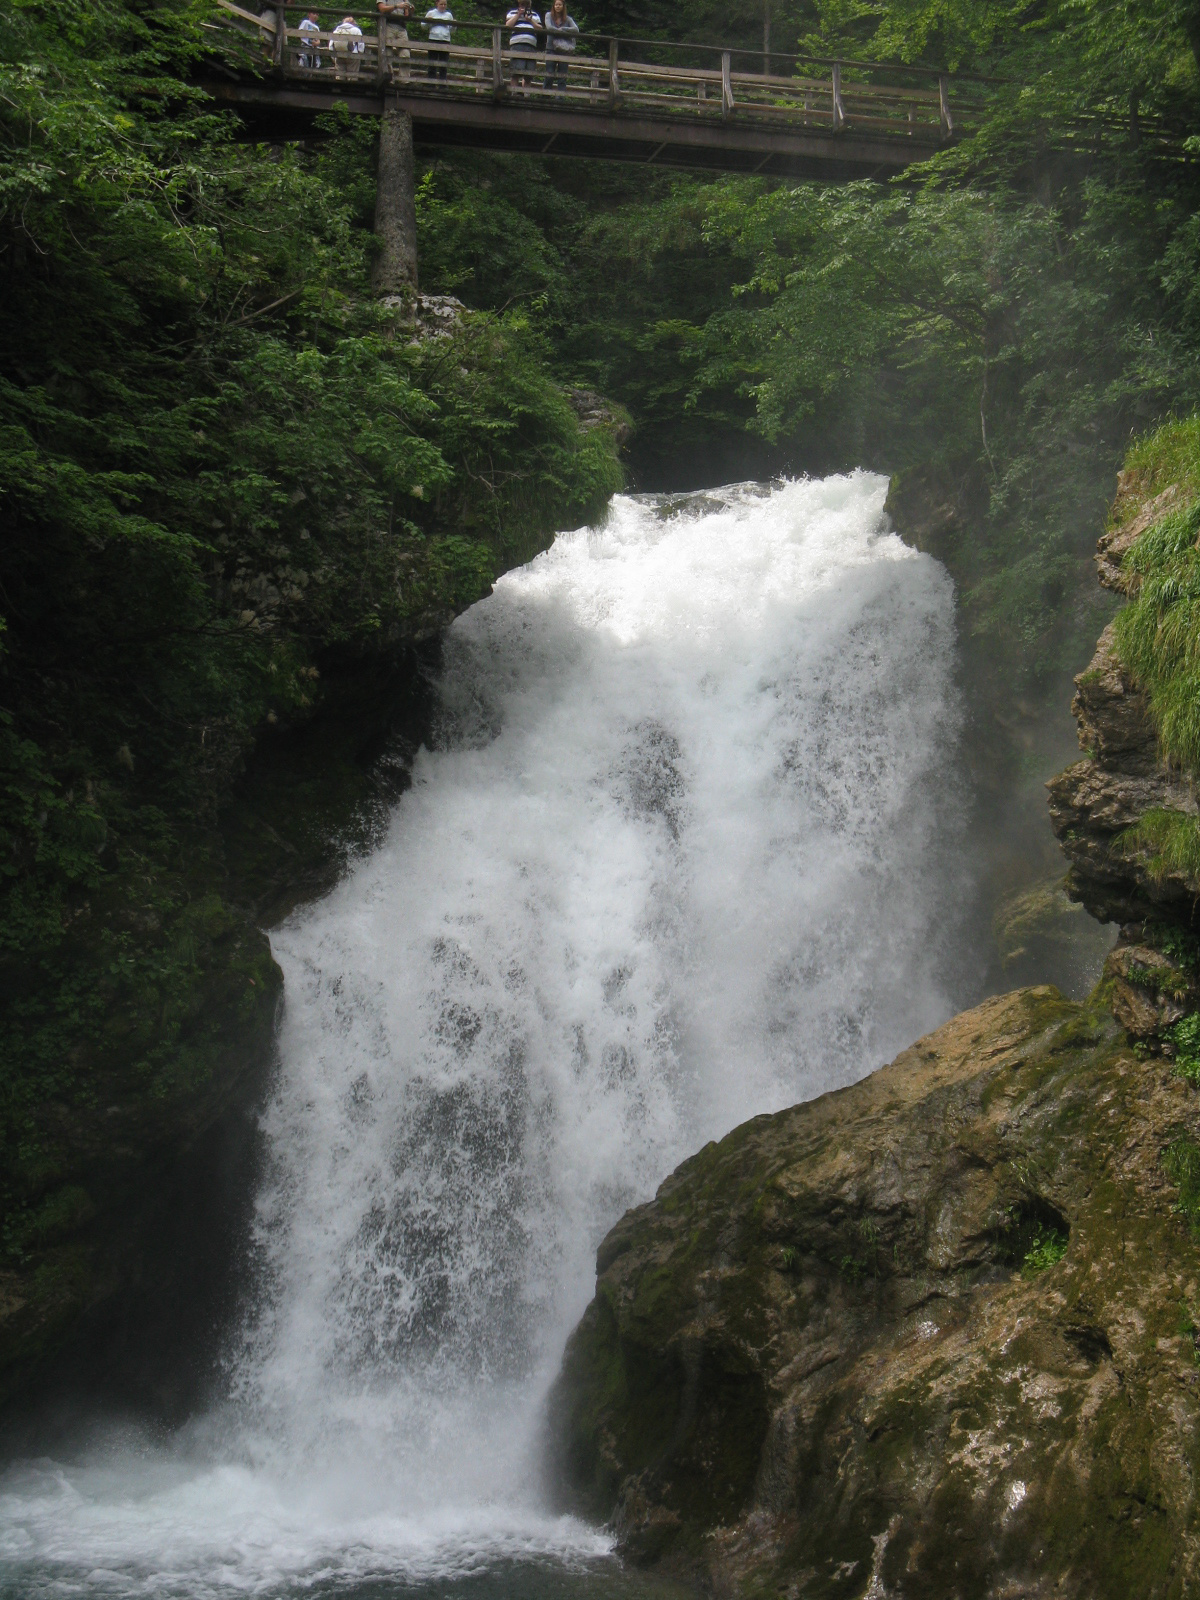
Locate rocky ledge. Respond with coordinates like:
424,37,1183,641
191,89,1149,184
550,987,1200,1598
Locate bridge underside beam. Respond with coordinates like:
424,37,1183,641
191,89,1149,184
203,80,941,179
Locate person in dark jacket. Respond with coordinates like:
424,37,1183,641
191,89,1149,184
543,0,577,91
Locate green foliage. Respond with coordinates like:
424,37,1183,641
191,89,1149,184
1167,1013,1200,1083
1022,1223,1069,1277
1113,433,1200,776
0,0,621,1248
1119,808,1200,884
1164,1136,1200,1232
1145,920,1200,971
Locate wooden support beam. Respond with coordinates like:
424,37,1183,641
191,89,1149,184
376,10,389,85
831,61,845,131
203,80,948,178
721,51,733,118
609,39,619,108
938,74,953,138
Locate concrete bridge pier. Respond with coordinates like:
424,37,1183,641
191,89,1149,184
373,96,419,296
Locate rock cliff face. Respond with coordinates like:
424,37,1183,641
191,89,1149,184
550,988,1200,1599
1047,626,1200,926
1047,464,1200,1044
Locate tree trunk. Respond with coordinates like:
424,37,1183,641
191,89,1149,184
372,98,418,297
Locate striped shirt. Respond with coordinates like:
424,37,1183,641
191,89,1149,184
506,7,540,49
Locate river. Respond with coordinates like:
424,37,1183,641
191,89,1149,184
0,474,1103,1597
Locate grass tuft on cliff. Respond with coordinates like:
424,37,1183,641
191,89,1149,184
1114,419,1200,774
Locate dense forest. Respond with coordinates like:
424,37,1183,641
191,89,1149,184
4,0,1200,1374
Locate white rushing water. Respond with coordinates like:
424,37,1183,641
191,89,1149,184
0,475,969,1598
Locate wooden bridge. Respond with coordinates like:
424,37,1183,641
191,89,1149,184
207,4,993,179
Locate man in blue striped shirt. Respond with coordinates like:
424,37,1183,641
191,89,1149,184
506,0,540,88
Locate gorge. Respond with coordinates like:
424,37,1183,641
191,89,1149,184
7,0,1200,1592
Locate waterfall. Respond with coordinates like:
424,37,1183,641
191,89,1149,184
0,474,967,1598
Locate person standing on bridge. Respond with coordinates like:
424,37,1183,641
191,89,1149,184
542,0,577,93
331,13,365,77
423,0,454,79
297,8,322,69
506,0,541,91
377,0,414,81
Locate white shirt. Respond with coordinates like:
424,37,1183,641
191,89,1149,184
332,19,364,50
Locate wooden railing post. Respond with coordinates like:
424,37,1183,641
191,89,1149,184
492,26,503,93
274,1,287,69
721,50,733,117
376,10,389,84
831,60,844,130
608,38,619,107
938,74,953,138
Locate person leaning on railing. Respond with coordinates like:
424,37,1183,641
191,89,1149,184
423,0,454,78
377,0,414,80
506,0,540,89
542,0,576,92
297,7,322,68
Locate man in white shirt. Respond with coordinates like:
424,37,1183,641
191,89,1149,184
423,0,453,78
297,9,322,69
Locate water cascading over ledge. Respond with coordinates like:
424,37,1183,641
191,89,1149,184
0,473,969,1598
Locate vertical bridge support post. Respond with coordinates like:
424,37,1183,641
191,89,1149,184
376,10,390,85
831,60,844,130
273,1,286,69
373,96,419,297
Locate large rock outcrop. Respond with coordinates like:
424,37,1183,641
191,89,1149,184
1046,622,1200,926
550,987,1200,1598
1046,456,1200,1048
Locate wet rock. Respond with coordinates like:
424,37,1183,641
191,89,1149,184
882,457,987,567
567,387,632,445
1047,620,1200,924
1096,480,1184,593
550,988,1200,1598
1071,623,1159,774
1103,941,1193,1038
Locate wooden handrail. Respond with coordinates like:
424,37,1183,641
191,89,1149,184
213,4,1002,86
212,0,994,147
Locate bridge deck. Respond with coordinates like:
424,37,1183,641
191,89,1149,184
208,5,986,176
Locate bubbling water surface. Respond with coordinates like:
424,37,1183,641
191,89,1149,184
0,474,967,1598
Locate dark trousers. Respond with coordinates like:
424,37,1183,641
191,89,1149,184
544,57,568,89
427,47,447,77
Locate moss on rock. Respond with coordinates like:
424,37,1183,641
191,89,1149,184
549,987,1200,1597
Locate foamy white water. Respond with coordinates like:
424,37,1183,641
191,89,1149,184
0,475,967,1598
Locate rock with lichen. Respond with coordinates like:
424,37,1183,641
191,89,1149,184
549,986,1200,1598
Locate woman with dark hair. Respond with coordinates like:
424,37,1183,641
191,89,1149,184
543,0,577,92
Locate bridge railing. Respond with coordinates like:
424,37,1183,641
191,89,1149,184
212,2,992,142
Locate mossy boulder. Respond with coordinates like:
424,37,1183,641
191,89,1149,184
549,987,1200,1598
